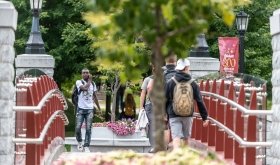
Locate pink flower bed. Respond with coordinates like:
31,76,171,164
107,119,136,136
81,120,136,136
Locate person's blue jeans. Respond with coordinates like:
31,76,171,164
75,108,94,147
145,103,154,147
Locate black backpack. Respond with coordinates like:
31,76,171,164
71,80,84,106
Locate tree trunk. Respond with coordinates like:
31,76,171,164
111,76,121,122
150,37,165,152
105,88,111,121
116,85,125,118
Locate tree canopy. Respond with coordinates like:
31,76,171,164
12,0,97,87
86,0,250,151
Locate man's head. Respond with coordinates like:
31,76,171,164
165,54,177,65
175,58,190,73
81,68,90,80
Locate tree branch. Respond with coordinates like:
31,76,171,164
165,26,193,38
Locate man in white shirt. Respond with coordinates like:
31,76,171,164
75,68,101,152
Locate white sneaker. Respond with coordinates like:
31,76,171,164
84,147,90,153
77,142,83,151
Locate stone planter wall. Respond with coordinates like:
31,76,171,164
65,127,150,153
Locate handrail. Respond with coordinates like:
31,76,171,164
61,112,69,126
194,113,272,148
13,89,68,112
59,91,68,110
13,110,68,144
201,91,273,116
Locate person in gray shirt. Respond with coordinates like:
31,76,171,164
140,66,154,152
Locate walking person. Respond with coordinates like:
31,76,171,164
122,93,136,120
163,54,177,81
140,65,155,152
75,68,101,152
162,54,177,147
165,58,209,149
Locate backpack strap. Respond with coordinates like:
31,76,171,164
172,77,194,85
187,79,194,84
171,77,179,85
78,79,85,95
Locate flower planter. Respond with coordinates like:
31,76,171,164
65,127,150,153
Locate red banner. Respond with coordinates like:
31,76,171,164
218,37,239,73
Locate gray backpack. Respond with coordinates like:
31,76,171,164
172,77,194,116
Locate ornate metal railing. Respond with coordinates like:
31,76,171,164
192,79,271,165
13,75,68,165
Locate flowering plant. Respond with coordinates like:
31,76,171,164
53,147,224,165
81,120,136,136
107,119,136,136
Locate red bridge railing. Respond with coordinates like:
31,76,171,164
13,75,68,165
192,79,272,165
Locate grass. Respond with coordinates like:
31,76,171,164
267,99,272,110
64,144,71,152
65,131,75,137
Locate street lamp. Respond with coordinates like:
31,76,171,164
189,34,210,57
25,0,45,54
236,11,249,73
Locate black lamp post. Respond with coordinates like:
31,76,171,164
189,34,210,57
236,11,249,73
25,0,45,54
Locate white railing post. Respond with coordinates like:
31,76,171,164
269,8,280,165
0,1,18,164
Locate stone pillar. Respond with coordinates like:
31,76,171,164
15,54,55,77
269,9,280,165
188,57,220,79
15,0,54,78
0,1,18,164
187,34,220,79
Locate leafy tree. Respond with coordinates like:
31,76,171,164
86,0,249,151
12,0,97,87
94,59,125,122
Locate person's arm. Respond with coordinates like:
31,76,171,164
79,74,93,91
192,82,209,127
140,89,147,109
92,81,101,111
93,92,101,111
140,77,149,109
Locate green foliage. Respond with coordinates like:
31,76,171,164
64,100,76,133
53,22,96,85
85,0,249,151
86,0,249,81
207,0,278,98
11,0,32,54
12,0,98,87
